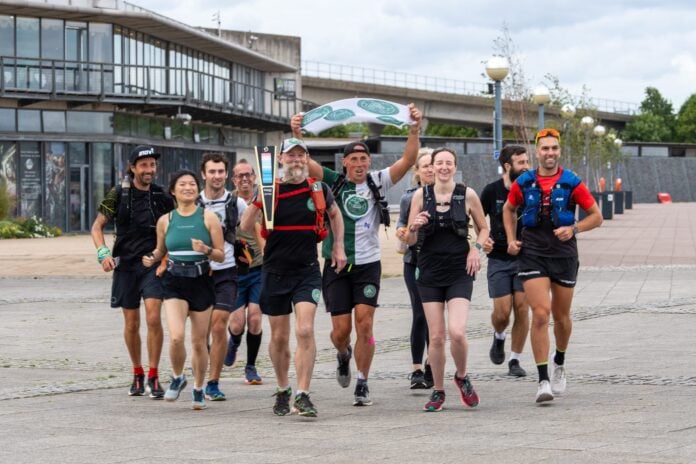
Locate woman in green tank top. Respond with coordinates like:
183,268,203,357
143,170,224,410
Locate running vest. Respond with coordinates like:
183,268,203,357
165,207,211,262
517,169,580,228
421,183,469,238
196,190,238,245
255,177,328,242
113,183,171,257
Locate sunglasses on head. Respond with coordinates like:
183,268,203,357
535,128,561,144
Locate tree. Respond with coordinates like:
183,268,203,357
675,94,696,143
622,87,675,142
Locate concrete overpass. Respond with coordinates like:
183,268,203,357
300,61,635,135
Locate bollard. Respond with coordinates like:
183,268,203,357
624,191,633,209
613,191,624,214
601,192,614,220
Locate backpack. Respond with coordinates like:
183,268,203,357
196,190,238,245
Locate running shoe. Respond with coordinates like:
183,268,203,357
551,363,567,395
146,376,164,399
536,380,554,403
273,387,292,416
507,359,527,377
423,390,446,412
423,362,434,389
489,335,506,365
224,336,239,367
192,388,207,410
353,380,372,406
244,365,263,385
336,345,352,388
409,369,428,389
204,380,226,401
454,374,479,407
164,374,187,402
292,392,318,417
129,374,145,396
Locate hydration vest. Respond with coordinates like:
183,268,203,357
258,177,328,242
196,190,238,245
113,183,172,256
421,183,469,238
517,169,580,228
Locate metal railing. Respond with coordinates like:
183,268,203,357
0,56,297,121
302,60,638,115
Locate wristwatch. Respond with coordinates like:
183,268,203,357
474,242,483,252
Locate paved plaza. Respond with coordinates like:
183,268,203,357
1,203,695,463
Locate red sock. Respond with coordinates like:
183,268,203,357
133,366,144,376
148,368,158,379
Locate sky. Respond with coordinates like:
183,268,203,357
136,0,696,111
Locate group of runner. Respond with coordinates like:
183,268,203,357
91,112,601,415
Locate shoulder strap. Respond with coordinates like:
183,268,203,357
365,172,383,200
331,173,347,198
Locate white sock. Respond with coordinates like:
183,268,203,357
356,371,366,381
509,352,521,362
295,389,307,396
494,332,506,340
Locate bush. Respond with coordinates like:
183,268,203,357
0,216,62,239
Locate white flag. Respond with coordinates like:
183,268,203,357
301,98,415,134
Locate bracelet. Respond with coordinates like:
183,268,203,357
97,245,111,264
205,246,212,256
408,225,417,233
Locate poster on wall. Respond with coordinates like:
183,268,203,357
19,143,42,219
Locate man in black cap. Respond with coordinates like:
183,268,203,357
291,104,422,406
91,145,174,399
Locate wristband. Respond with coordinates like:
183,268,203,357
474,242,483,252
97,245,111,264
205,246,212,256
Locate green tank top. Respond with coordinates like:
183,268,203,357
166,207,211,262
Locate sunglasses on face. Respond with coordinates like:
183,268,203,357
535,128,561,144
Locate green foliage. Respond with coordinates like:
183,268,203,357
622,87,675,142
0,216,62,239
303,123,368,138
381,125,410,136
675,94,696,143
0,178,12,221
425,123,478,138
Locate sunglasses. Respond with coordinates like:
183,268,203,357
234,172,254,179
535,128,561,144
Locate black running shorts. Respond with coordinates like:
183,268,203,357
322,261,381,315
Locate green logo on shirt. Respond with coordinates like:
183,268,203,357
343,193,369,220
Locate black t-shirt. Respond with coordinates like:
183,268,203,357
418,208,470,287
480,178,521,261
262,180,334,274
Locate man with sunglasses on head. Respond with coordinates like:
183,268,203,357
290,104,422,407
480,145,531,378
503,128,602,404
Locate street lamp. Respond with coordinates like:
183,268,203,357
561,104,576,119
532,85,551,131
485,56,509,159
580,116,594,185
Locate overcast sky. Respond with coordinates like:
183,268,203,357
138,0,696,110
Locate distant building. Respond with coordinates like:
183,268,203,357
0,0,301,231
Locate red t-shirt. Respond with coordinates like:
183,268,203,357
507,167,595,257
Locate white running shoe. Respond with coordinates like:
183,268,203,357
536,380,554,403
551,363,567,395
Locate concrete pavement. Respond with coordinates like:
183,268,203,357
1,203,695,463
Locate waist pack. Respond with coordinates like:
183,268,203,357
234,239,255,275
166,260,210,278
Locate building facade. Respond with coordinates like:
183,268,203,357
0,0,301,232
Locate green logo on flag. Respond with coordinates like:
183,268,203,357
377,115,405,126
303,106,332,125
325,108,355,121
357,99,399,115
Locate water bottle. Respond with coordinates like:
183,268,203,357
121,174,131,189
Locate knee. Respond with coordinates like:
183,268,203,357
271,331,290,348
429,332,446,349
123,319,140,333
169,333,185,348
531,310,550,329
247,313,263,333
145,314,162,331
295,323,314,342
210,316,228,340
449,328,467,346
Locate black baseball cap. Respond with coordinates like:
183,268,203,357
129,145,161,165
343,141,370,157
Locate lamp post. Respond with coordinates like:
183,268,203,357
592,124,606,190
485,57,509,160
532,85,551,131
560,104,576,170
580,116,594,186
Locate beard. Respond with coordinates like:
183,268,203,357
509,167,527,182
284,165,308,182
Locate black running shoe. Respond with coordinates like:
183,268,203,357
336,346,352,388
507,359,527,377
292,392,318,417
409,369,428,389
129,374,145,396
423,363,434,389
489,335,506,365
353,380,372,406
146,376,164,399
273,387,292,416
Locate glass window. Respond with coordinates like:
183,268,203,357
66,111,113,133
88,23,112,63
91,142,113,217
0,15,14,57
42,111,66,132
41,18,63,59
16,17,39,58
0,142,18,216
44,142,66,230
0,108,16,131
18,109,41,132
65,21,87,61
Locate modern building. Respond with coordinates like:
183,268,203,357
0,0,302,232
